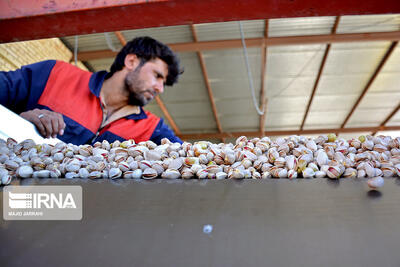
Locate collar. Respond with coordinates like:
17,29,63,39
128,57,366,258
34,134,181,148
89,71,108,97
127,107,148,120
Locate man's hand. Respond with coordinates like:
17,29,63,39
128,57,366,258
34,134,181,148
20,109,65,138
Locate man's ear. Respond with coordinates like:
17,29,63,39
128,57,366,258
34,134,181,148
124,54,140,71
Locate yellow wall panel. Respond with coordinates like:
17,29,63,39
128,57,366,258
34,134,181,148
0,38,87,71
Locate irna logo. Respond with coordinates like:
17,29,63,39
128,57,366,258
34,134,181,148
9,191,77,209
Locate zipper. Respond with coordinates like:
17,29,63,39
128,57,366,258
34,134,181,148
91,96,107,144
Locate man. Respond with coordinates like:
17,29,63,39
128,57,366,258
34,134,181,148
0,36,183,145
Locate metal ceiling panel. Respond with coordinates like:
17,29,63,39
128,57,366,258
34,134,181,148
316,74,377,96
337,14,400,34
87,58,114,72
346,107,396,127
352,91,400,110
266,76,317,97
265,111,305,129
381,45,400,72
267,96,309,113
309,95,359,112
203,48,261,81
268,16,336,37
266,44,325,77
62,25,193,55
347,92,400,126
122,25,193,44
145,101,217,133
302,110,349,129
159,53,209,102
210,80,261,100
177,115,219,133
264,44,325,129
220,114,260,132
195,20,265,42
162,100,215,118
387,113,400,125
322,42,391,75
63,33,121,52
217,98,261,116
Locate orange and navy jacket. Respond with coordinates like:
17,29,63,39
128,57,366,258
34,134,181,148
0,60,182,145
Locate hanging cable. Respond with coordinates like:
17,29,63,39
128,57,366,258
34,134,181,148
104,32,118,52
238,21,264,116
74,36,78,66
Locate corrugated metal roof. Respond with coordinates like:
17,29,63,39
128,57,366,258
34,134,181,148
57,14,400,140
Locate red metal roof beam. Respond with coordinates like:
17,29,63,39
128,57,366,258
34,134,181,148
1,0,400,43
259,19,269,136
300,16,341,130
190,24,223,134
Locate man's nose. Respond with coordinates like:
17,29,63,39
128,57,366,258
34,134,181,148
154,80,164,94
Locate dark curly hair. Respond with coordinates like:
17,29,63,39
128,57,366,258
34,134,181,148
109,36,183,86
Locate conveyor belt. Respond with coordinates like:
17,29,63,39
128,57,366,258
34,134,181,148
1,178,400,267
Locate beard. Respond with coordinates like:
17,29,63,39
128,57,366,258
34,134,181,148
124,67,154,107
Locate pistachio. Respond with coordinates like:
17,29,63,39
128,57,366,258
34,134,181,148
65,160,81,172
131,169,143,179
228,168,244,179
142,168,158,179
34,170,51,178
343,168,357,178
287,169,297,179
261,172,271,179
215,171,227,180
367,176,384,189
88,171,102,179
0,168,10,183
109,168,122,179
1,172,12,185
118,161,130,172
181,168,195,179
327,133,337,143
139,160,152,171
65,172,77,179
357,169,366,178
196,169,208,179
315,171,326,178
285,155,297,170
17,165,33,178
4,159,18,171
168,158,183,171
152,161,164,175
78,168,89,178
302,167,315,178
326,166,342,179
161,169,181,179
144,150,162,161
274,157,286,168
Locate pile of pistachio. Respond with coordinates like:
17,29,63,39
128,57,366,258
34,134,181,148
0,134,399,187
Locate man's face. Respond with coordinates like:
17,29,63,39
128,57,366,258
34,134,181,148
124,57,168,106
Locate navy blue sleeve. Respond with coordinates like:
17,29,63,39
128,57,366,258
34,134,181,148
0,60,56,114
150,118,183,145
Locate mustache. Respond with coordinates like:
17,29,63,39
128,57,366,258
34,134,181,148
144,89,157,98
